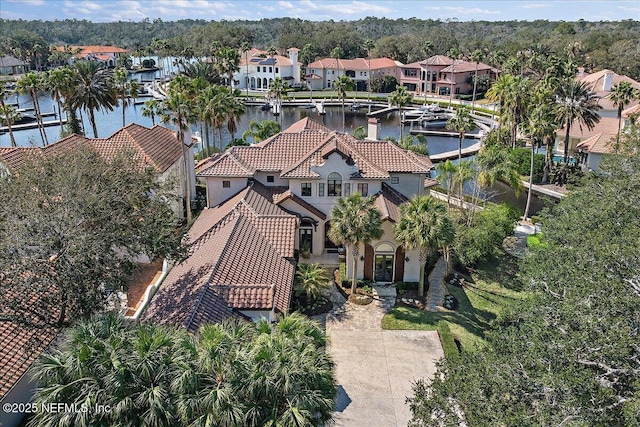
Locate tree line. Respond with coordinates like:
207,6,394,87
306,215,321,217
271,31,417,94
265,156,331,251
2,17,639,79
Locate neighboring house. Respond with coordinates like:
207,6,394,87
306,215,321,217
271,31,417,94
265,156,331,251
0,320,59,427
0,123,195,220
54,45,128,67
234,47,301,91
400,55,497,96
0,55,29,75
305,57,403,91
554,116,619,166
578,69,640,111
577,105,640,171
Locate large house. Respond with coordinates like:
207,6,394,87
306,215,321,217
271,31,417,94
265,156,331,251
577,69,640,111
0,123,195,219
233,47,301,91
141,117,438,326
554,116,620,171
54,45,128,67
305,57,403,91
401,55,497,96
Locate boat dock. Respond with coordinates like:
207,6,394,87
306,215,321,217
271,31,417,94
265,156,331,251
429,141,482,162
409,129,482,139
367,105,396,116
521,181,566,199
2,118,68,132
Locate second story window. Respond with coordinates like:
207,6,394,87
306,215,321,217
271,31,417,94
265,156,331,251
301,182,312,197
357,183,368,197
318,183,325,197
344,183,351,196
267,175,274,183
327,172,342,197
391,177,399,184
223,180,230,188
275,67,279,73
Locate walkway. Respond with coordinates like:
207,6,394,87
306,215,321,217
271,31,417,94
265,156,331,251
426,256,447,311
503,222,536,258
319,284,444,426
429,141,482,162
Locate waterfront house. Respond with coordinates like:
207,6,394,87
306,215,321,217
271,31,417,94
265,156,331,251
578,69,640,111
0,55,29,75
0,124,195,220
233,47,301,91
554,116,619,170
305,57,403,91
54,45,128,67
141,117,438,327
400,55,497,97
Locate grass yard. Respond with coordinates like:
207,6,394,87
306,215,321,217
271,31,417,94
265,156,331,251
381,255,528,352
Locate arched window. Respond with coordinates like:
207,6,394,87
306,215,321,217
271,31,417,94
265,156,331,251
327,172,342,197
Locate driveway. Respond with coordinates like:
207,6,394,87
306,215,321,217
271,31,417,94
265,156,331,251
322,286,444,427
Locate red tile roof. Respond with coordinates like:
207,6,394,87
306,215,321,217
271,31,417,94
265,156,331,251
0,321,58,400
198,118,433,180
374,183,409,223
141,180,297,331
440,60,493,74
0,124,183,174
307,57,400,71
576,133,616,154
556,116,619,140
422,55,453,66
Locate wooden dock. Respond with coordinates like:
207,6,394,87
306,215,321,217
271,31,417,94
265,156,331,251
429,141,482,162
409,129,482,139
1,118,67,132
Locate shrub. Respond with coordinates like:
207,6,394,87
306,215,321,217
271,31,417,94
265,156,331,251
395,281,419,292
510,148,545,183
437,321,460,360
454,203,519,267
527,233,548,249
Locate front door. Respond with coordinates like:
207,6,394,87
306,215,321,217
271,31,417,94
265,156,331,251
299,228,312,253
375,254,394,282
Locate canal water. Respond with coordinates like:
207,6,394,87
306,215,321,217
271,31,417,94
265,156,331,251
1,78,546,215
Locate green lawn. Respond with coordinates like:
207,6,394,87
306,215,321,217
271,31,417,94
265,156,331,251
381,255,528,352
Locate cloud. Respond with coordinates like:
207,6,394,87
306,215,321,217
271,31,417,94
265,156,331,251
617,5,640,12
423,5,501,15
522,3,551,9
5,0,44,4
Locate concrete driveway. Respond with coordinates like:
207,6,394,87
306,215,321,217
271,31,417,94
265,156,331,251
328,329,443,427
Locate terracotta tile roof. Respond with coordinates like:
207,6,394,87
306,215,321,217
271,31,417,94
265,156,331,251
576,133,616,154
422,55,453,66
55,45,127,55
579,70,640,110
0,55,28,67
306,57,400,71
556,116,619,140
141,181,296,331
0,321,59,400
199,118,432,181
440,60,493,73
425,177,439,188
273,189,327,220
374,183,409,223
0,124,183,174
623,104,640,118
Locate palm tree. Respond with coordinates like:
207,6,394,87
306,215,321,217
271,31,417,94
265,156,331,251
389,85,412,141
69,61,117,138
436,159,458,207
112,67,139,127
295,263,330,302
215,46,241,88
555,79,601,164
267,45,278,82
0,86,18,146
141,98,162,126
16,71,48,145
224,89,246,145
486,74,531,148
524,102,553,220
364,39,375,102
394,196,455,297
470,49,484,113
446,106,474,163
397,134,429,155
334,75,353,133
268,76,286,103
45,67,74,132
242,119,281,143
609,81,636,144
330,46,344,81
161,89,195,222
241,42,252,97
328,193,383,294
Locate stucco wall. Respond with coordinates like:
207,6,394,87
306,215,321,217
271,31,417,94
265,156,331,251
206,177,248,207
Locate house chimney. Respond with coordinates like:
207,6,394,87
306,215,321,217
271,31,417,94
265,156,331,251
366,118,380,141
603,72,614,91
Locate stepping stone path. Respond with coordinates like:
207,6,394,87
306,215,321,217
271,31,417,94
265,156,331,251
426,256,447,311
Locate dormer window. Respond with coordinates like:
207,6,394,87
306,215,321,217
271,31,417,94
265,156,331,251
327,172,342,197
267,175,274,183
